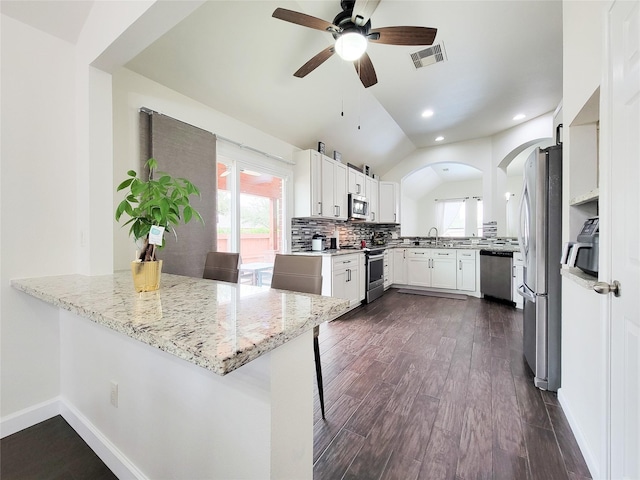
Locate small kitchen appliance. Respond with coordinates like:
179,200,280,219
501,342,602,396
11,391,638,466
560,217,599,277
312,234,325,251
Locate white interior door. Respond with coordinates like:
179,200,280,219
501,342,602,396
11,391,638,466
605,2,639,478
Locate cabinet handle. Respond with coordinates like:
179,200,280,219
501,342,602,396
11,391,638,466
415,252,425,255
394,213,397,223
513,265,516,278
372,212,375,221
318,202,322,215
357,184,361,194
347,269,351,282
459,260,462,270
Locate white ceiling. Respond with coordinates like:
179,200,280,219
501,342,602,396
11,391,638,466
2,0,563,177
1,0,94,44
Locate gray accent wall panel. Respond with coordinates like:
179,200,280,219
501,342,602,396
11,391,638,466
140,111,217,278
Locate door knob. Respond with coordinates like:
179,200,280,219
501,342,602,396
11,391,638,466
593,280,621,297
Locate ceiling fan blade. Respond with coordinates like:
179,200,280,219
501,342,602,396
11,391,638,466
354,52,377,88
272,8,338,32
369,26,437,45
294,46,336,78
351,0,381,26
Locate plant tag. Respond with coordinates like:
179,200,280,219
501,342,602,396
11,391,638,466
148,225,165,246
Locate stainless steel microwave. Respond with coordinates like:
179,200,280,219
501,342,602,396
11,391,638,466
348,194,368,220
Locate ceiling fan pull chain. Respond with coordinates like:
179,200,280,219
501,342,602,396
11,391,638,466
358,60,361,130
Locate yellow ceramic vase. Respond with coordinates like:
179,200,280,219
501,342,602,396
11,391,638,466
131,260,163,292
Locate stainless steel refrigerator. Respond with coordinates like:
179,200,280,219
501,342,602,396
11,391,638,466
517,136,562,392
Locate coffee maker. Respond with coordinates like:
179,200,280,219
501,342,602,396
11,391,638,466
561,217,599,276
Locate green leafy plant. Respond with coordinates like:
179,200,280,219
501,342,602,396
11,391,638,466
115,158,203,262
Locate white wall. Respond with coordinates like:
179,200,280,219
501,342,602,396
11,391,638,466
559,2,608,478
386,114,554,237
0,15,77,417
414,178,483,237
112,68,298,271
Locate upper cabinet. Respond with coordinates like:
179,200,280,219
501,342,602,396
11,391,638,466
322,155,348,220
379,181,400,223
365,175,379,223
293,149,348,220
348,167,365,196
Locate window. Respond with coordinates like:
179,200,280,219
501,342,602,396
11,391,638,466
238,169,283,266
436,199,466,237
216,145,290,286
435,198,483,237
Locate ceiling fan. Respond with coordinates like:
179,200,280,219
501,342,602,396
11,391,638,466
272,0,437,88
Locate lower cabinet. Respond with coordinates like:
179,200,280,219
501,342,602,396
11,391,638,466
456,250,477,291
513,252,524,309
322,253,364,309
406,249,457,289
383,250,393,290
393,248,407,284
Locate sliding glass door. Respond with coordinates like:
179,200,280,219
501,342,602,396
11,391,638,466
216,152,288,286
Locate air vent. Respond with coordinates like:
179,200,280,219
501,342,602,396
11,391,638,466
411,42,447,69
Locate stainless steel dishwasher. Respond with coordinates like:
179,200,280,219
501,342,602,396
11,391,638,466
480,250,514,302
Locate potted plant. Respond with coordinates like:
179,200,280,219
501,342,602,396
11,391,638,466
115,158,203,292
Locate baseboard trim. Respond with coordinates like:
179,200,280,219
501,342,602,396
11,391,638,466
557,388,600,479
1,398,146,480
0,397,61,438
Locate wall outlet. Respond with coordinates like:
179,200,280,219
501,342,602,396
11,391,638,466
110,381,118,408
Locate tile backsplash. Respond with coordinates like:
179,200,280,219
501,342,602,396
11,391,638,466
291,218,517,252
291,218,400,251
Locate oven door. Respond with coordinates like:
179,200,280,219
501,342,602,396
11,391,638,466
366,253,385,303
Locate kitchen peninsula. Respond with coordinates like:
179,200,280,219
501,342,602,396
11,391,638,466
12,272,349,479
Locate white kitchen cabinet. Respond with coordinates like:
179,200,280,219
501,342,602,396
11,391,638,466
348,167,365,196
456,250,477,291
378,181,399,223
293,149,323,218
430,250,457,289
393,248,407,284
383,250,393,290
321,155,348,220
322,253,364,309
365,175,379,223
404,248,457,289
293,149,347,220
513,252,524,309
407,249,431,286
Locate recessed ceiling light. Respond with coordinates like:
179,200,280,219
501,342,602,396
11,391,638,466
421,109,434,118
435,136,444,142
513,113,526,121
442,168,449,172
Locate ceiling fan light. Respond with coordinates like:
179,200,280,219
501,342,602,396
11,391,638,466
335,32,367,61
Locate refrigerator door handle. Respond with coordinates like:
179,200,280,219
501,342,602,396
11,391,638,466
518,284,536,302
517,181,530,262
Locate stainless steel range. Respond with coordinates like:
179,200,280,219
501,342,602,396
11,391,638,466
365,247,386,303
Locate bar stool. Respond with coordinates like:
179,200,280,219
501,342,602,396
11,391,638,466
203,252,240,283
270,254,327,419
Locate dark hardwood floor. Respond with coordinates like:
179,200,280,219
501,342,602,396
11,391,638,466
313,289,592,480
0,415,117,480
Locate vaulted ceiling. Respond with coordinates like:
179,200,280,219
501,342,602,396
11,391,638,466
2,0,563,178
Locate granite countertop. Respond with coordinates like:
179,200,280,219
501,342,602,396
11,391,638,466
292,249,366,257
11,272,349,376
388,243,521,253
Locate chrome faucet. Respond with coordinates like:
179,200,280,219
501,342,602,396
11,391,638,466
428,227,439,246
